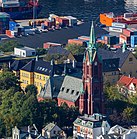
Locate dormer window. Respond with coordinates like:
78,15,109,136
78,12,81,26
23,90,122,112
61,87,64,91
66,89,69,93
71,90,74,94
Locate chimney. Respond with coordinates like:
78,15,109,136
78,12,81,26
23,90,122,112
72,60,76,68
51,59,54,66
8,61,11,69
28,125,30,133
36,55,39,61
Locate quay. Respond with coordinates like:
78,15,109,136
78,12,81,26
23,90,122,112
13,22,108,48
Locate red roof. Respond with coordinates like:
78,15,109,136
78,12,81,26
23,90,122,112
117,75,134,88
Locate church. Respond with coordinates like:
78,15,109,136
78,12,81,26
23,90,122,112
39,22,104,115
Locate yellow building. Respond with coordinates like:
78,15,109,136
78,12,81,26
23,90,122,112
19,59,64,94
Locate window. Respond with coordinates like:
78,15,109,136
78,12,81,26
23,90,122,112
61,87,64,91
129,57,133,61
76,91,79,95
66,89,69,93
71,90,74,94
39,75,41,79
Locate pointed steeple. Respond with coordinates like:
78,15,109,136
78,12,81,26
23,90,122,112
88,21,96,49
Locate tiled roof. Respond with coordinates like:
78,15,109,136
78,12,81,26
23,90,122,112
39,76,65,99
118,75,137,88
47,46,70,56
98,48,130,68
58,75,82,102
118,75,134,87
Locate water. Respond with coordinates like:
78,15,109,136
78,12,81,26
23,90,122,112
39,0,137,21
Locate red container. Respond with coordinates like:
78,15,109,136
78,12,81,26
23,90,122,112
56,17,69,26
44,20,55,28
68,39,85,45
43,42,61,49
78,36,90,41
119,34,130,44
6,30,12,36
123,29,131,37
113,44,122,48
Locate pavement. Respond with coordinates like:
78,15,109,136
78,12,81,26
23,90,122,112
13,22,108,48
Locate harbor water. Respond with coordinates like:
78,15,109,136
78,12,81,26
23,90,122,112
39,0,137,21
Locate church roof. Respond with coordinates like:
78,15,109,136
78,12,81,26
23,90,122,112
39,76,65,99
58,75,82,102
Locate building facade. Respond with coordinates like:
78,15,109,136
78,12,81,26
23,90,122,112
73,113,110,139
79,22,104,115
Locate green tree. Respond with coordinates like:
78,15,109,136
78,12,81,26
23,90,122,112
0,71,20,91
20,94,39,126
25,84,38,97
0,40,23,52
66,44,86,55
122,107,136,126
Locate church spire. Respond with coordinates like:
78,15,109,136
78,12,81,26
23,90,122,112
88,21,96,49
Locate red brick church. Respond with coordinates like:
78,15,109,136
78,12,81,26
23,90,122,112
39,22,104,115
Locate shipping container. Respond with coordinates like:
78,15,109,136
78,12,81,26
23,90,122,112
78,36,90,41
119,34,130,44
68,39,86,46
112,22,127,29
64,16,77,26
123,28,137,37
9,21,17,31
43,42,61,49
109,26,123,33
56,17,69,27
131,35,137,47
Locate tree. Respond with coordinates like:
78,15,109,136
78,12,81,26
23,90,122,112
0,40,23,52
66,44,86,55
25,84,38,97
36,48,47,55
20,94,39,126
122,107,136,126
0,71,20,91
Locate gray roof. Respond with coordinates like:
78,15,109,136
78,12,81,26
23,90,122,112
58,75,82,102
43,123,59,132
98,48,130,68
39,76,65,99
73,114,107,129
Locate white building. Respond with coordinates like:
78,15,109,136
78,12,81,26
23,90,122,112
73,113,110,139
42,123,66,139
14,47,36,57
97,125,137,139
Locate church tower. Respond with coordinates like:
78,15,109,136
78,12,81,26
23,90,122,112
79,21,104,115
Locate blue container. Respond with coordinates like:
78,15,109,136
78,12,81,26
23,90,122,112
9,21,17,31
131,35,137,47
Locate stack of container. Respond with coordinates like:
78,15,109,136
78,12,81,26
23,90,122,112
119,28,137,44
78,36,90,41
55,17,69,27
44,19,55,29
109,22,126,33
64,16,77,26
0,12,10,34
68,38,88,46
131,35,137,48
